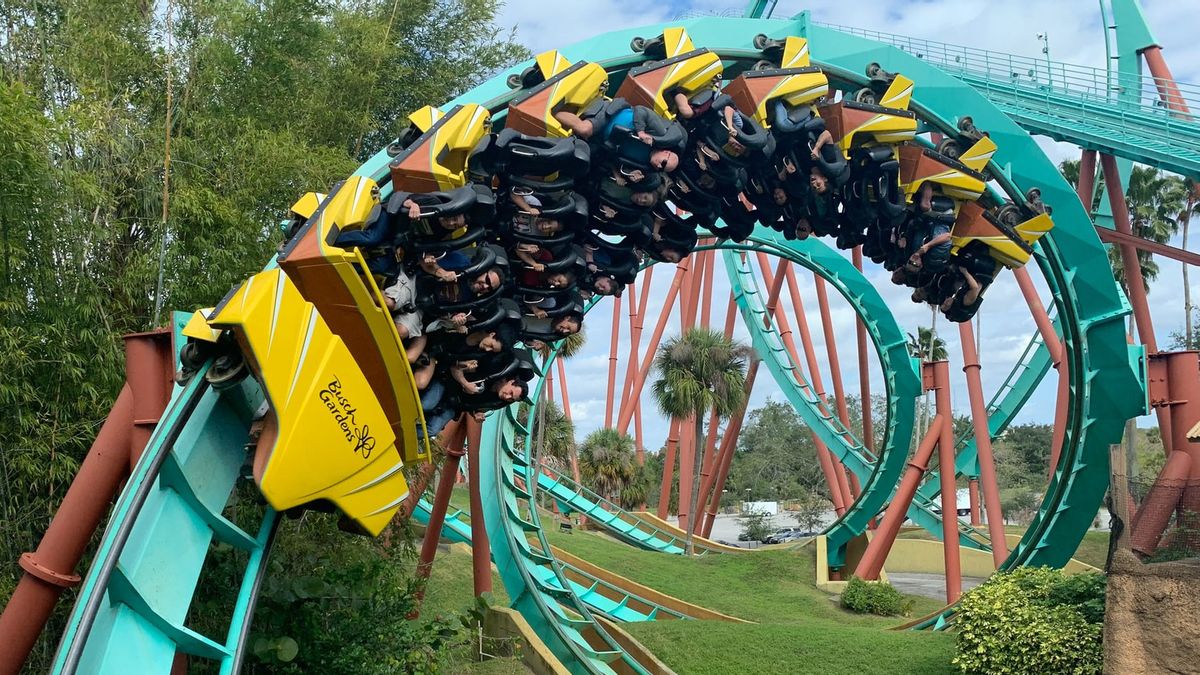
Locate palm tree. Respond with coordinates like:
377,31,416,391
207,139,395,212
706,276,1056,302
907,326,947,437
1106,166,1185,294
1060,159,1185,294
523,399,575,473
907,327,947,361
578,428,636,503
651,327,751,555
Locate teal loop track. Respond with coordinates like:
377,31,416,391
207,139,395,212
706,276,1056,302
48,11,1170,675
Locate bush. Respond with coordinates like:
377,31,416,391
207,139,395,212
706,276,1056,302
738,510,774,542
954,567,1104,675
840,577,911,616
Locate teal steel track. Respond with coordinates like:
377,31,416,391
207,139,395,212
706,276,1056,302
410,498,690,622
52,10,1166,673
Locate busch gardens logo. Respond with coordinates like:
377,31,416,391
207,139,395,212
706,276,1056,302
318,376,376,459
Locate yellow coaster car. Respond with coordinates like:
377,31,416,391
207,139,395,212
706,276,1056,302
617,27,723,119
209,268,412,537
388,103,491,193
818,75,917,153
506,50,609,137
899,136,996,205
951,200,1054,269
277,176,429,464
725,66,829,130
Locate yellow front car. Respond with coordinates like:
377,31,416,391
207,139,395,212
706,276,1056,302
277,177,429,463
209,269,412,537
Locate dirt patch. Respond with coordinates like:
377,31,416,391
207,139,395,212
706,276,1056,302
1104,550,1200,674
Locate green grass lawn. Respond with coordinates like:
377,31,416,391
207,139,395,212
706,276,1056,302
421,544,529,673
543,529,957,674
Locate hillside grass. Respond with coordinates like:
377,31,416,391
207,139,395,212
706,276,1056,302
543,528,957,674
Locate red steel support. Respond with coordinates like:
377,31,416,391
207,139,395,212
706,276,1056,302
617,261,690,433
657,418,682,519
1101,154,1158,353
700,247,716,327
855,414,946,580
0,388,134,673
967,478,982,526
698,295,737,499
852,247,874,452
1100,154,1174,450
1132,351,1200,554
776,259,856,505
700,359,761,537
677,415,696,532
813,273,861,498
413,419,468,610
755,255,851,513
1077,149,1097,211
0,330,173,675
1013,267,1072,478
464,416,492,596
1141,46,1190,116
604,294,622,428
959,321,1008,566
934,360,962,602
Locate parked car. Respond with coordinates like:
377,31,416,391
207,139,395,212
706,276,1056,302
764,527,801,544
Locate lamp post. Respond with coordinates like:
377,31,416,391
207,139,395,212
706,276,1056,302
1037,32,1052,87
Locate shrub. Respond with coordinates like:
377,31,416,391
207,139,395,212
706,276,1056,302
738,510,774,542
840,577,911,616
954,567,1104,674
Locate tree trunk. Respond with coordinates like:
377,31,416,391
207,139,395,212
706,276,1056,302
686,414,703,556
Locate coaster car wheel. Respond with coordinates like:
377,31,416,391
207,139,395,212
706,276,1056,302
935,137,961,159
753,33,770,50
630,36,646,52
865,62,883,78
852,87,877,105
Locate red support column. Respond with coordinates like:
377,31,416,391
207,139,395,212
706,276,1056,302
697,295,737,508
777,260,856,505
1013,267,1072,478
604,294,622,428
700,247,716,327
856,414,946,580
1100,154,1174,449
755,255,851,513
677,415,696,532
852,247,874,452
1141,46,1191,116
413,419,467,612
958,321,1008,566
556,358,572,421
813,274,862,498
657,418,681,519
617,261,690,433
464,416,491,596
0,330,173,674
934,360,963,602
967,478,982,527
1077,149,1097,211
0,388,134,673
700,359,761,537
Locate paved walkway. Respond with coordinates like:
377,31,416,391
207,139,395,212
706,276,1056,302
888,573,986,600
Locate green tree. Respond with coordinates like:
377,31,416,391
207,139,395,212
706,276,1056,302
521,399,575,476
651,327,751,555
906,326,947,361
578,428,637,504
0,0,528,666
792,489,827,533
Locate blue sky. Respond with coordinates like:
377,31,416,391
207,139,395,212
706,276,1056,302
488,0,1199,449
